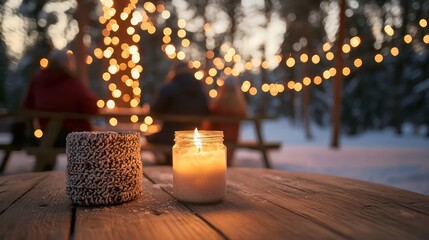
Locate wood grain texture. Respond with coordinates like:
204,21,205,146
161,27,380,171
144,167,429,239
227,168,429,239
0,171,72,240
0,172,46,213
145,167,343,239
1,167,428,240
74,176,223,240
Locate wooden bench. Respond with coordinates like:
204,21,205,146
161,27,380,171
0,109,281,172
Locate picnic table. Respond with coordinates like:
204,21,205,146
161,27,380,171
0,109,280,172
1,166,428,239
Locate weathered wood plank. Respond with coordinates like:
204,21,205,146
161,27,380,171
74,176,223,240
229,168,429,239
0,171,72,240
144,167,343,240
0,172,46,213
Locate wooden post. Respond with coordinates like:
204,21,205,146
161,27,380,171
330,0,346,148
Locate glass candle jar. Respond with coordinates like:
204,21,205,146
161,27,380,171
173,129,227,203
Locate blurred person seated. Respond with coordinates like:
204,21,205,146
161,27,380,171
147,62,209,165
23,49,99,152
205,77,247,166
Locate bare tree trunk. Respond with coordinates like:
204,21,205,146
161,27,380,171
302,61,312,139
74,0,88,86
392,0,409,135
330,0,346,148
110,0,134,108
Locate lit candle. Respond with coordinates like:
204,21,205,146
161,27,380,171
173,128,227,203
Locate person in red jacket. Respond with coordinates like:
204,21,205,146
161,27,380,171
23,49,99,149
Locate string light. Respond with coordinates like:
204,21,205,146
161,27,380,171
40,58,48,69
286,57,295,67
404,34,412,44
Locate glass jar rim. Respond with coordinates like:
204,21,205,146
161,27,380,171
174,130,223,138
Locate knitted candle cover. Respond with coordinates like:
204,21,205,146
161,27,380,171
66,131,143,206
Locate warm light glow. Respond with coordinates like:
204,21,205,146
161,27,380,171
350,36,361,47
313,76,322,85
342,44,351,53
177,29,186,38
300,54,308,63
127,27,135,35
96,100,105,108
102,72,111,81
109,118,118,126
140,123,148,132
177,51,185,60
326,52,334,61
130,115,139,123
108,65,118,74
112,89,121,98
323,70,331,79
94,48,103,59
374,54,383,63
106,99,115,109
423,35,429,44
354,58,362,68
144,116,153,125
162,10,171,19
208,68,217,77
286,57,295,67
209,89,218,98
404,34,412,44
194,128,202,150
178,19,186,28
287,81,295,89
261,61,269,69
311,55,320,64
419,19,427,28
40,58,48,69
322,42,331,52
194,70,204,80
130,98,139,107
245,62,253,70
384,25,394,36
34,129,43,138
303,77,311,86
249,87,257,96
144,2,156,13
162,35,171,44
216,78,224,87
192,61,201,69
342,67,351,76
241,80,251,92
262,83,270,92
329,67,337,77
108,83,116,91
163,27,172,36
181,39,190,47
205,76,214,85
206,51,214,59
391,47,399,56
293,82,302,92
165,44,176,55
86,56,93,64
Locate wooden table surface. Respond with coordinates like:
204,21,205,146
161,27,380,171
0,167,428,239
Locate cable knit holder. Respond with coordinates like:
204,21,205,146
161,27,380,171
66,131,143,206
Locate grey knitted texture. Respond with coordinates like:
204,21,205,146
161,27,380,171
66,131,143,206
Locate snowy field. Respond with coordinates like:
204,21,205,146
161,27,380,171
1,117,428,195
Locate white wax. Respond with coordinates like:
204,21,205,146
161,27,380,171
173,147,226,203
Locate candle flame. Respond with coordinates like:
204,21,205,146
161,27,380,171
194,128,202,151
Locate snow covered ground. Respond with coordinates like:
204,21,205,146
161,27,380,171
1,117,428,195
